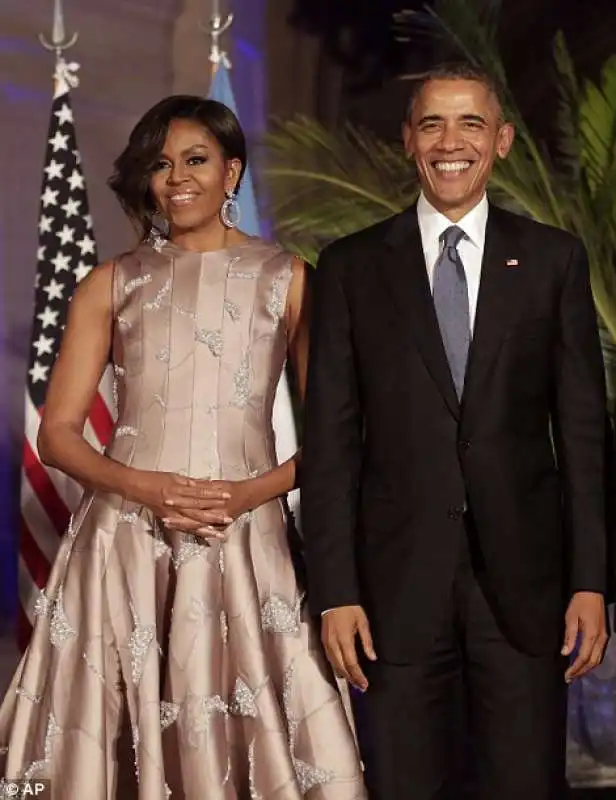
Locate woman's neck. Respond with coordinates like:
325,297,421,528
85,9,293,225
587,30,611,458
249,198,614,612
167,220,249,252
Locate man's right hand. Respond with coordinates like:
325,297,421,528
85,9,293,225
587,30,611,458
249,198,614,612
321,605,377,692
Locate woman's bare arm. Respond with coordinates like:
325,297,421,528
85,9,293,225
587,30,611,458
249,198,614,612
37,262,135,496
239,255,310,505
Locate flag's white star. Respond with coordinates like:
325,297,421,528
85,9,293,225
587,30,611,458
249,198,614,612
37,245,46,261
73,261,91,283
42,187,59,208
72,149,82,165
54,103,73,126
56,225,75,246
77,234,95,256
51,251,71,273
33,334,54,357
34,274,41,289
38,215,53,235
37,306,59,329
49,130,69,152
67,169,84,191
62,197,81,218
44,159,64,181
29,362,49,384
84,214,93,229
43,278,65,302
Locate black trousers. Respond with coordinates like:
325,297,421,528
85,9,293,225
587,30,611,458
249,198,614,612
352,530,568,799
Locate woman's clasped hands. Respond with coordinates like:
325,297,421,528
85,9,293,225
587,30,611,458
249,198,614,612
130,470,255,541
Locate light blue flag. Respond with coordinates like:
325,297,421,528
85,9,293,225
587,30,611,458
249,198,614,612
209,64,260,237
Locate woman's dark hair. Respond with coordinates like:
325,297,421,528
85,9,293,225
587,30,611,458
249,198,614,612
108,95,247,237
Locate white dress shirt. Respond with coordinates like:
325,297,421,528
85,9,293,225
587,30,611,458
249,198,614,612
416,192,489,330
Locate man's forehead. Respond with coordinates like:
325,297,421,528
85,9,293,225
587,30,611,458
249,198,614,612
411,79,500,118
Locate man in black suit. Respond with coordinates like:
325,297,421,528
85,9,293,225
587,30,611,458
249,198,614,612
301,62,609,798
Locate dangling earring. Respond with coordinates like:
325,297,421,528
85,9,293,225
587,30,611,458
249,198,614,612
220,189,241,229
150,208,170,237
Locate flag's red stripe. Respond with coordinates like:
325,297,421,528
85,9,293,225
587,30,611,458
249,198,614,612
22,438,70,534
19,517,50,593
16,516,50,654
18,518,52,653
89,392,114,446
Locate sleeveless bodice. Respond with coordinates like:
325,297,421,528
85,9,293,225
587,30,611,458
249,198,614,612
108,237,293,481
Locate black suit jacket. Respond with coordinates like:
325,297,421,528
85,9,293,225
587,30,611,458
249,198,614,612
301,203,609,663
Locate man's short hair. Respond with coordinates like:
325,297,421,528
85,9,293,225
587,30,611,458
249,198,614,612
405,61,504,121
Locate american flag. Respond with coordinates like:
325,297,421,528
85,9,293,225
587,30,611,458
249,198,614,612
18,57,114,650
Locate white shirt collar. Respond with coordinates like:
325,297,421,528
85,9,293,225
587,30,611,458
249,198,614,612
417,192,489,250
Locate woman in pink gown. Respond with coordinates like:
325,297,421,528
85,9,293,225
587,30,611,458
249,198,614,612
0,96,366,799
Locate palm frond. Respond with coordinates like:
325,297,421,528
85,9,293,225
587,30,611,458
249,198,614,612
569,55,616,343
426,0,507,94
489,146,566,226
560,180,616,339
552,31,581,175
579,54,616,195
263,116,419,262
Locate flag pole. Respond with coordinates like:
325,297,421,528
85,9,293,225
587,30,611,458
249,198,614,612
201,0,300,522
19,0,114,650
200,0,233,69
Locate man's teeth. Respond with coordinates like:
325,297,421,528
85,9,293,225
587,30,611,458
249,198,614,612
434,161,471,173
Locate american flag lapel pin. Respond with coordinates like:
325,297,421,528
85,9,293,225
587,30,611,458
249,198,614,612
506,258,519,267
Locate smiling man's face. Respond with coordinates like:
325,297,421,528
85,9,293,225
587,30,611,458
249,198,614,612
403,78,514,222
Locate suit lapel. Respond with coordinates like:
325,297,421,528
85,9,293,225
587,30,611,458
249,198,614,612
384,206,460,420
461,205,527,424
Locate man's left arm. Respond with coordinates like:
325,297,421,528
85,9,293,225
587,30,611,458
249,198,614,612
552,238,609,680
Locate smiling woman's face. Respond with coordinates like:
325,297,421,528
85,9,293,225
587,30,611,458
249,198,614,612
402,78,514,221
148,118,241,235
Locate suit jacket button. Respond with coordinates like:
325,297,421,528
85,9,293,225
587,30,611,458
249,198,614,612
448,507,461,520
459,440,470,450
